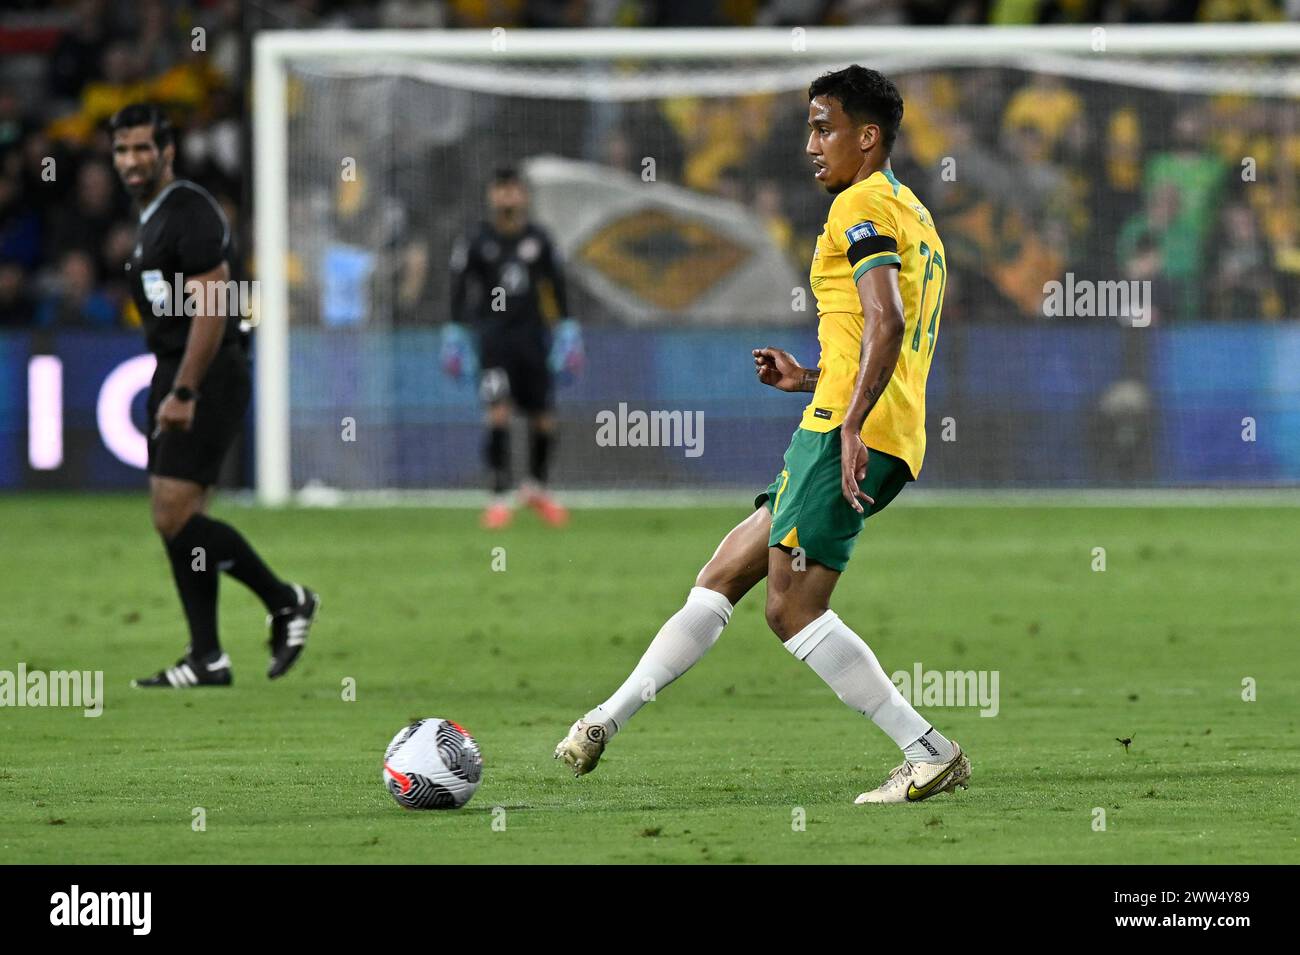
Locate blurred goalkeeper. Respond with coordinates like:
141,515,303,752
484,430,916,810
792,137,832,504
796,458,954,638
444,167,580,529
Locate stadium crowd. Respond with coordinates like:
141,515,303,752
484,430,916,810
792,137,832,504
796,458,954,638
1,0,1296,331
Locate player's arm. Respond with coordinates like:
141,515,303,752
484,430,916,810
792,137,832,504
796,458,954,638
539,233,584,381
840,263,905,512
541,235,569,321
156,261,231,433
448,235,472,325
442,236,477,379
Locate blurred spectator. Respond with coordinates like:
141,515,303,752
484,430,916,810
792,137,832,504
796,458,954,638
0,159,43,272
1117,181,1181,317
43,160,122,267
46,0,111,101
0,263,35,327
1213,201,1283,319
754,178,798,267
1138,109,1228,317
35,250,118,328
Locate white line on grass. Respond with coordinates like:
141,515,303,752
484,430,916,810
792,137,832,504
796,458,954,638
219,487,1300,510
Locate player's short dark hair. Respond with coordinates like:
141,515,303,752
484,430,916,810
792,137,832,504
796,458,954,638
808,66,904,155
491,167,522,186
108,103,174,151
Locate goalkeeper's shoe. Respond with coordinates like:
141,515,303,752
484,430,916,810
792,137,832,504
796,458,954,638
520,483,568,527
854,743,971,804
554,719,610,776
267,584,320,679
132,652,232,688
482,500,513,529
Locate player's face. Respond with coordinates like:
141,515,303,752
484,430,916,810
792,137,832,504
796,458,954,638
806,95,872,195
488,181,528,220
112,126,169,201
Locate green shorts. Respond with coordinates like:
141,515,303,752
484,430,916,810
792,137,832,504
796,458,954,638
755,428,912,572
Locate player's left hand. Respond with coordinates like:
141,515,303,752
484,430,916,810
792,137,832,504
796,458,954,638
156,392,195,435
440,322,478,381
753,347,804,392
840,430,874,514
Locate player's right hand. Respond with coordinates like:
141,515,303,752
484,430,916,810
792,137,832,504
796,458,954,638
840,430,874,514
753,347,804,392
156,393,195,434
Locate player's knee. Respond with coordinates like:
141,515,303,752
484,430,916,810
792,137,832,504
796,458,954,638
695,561,743,606
151,495,196,540
152,506,181,539
764,593,795,640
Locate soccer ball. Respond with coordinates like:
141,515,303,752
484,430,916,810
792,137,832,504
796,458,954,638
382,718,483,810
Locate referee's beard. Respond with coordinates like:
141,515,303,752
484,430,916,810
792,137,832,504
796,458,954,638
123,164,170,207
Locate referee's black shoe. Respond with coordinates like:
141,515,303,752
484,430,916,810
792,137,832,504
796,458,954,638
132,651,233,688
267,584,320,680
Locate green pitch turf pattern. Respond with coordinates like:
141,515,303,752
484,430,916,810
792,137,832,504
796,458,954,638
1,494,1296,864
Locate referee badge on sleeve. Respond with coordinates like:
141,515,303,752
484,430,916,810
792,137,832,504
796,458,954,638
142,270,170,315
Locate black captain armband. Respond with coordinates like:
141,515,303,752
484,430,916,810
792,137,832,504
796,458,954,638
846,233,899,267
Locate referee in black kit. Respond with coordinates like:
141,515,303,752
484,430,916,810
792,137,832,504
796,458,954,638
109,103,319,688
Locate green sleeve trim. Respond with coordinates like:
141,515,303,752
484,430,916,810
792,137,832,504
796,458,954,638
852,253,901,282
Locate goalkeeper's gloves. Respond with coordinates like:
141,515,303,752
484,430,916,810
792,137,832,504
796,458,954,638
549,318,585,385
440,322,478,381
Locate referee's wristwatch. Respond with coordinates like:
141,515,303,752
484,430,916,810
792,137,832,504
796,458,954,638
171,386,198,402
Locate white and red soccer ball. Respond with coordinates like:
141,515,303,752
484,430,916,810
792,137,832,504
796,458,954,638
382,718,483,810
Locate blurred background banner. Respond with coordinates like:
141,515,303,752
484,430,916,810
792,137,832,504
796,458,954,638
524,155,803,325
2,322,1295,490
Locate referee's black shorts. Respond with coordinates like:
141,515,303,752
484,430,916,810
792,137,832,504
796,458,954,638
147,345,251,487
478,333,554,413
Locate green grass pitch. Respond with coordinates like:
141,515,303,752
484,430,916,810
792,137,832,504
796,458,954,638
1,494,1297,864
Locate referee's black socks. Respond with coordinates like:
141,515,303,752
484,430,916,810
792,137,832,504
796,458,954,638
164,517,221,660
167,514,298,624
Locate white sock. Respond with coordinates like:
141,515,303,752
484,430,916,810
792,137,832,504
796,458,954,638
784,609,936,754
903,725,956,764
584,586,733,737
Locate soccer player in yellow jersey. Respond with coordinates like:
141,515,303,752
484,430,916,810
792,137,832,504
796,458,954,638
557,67,970,804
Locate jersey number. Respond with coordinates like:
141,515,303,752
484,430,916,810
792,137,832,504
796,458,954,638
911,241,945,354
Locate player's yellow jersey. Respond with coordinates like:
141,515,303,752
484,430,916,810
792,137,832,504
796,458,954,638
801,167,946,478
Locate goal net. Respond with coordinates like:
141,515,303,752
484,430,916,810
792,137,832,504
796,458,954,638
253,27,1300,502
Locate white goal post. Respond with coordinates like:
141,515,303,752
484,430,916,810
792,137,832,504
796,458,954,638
252,24,1300,505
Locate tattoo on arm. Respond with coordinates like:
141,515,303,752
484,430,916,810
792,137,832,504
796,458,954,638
800,368,820,392
864,365,891,406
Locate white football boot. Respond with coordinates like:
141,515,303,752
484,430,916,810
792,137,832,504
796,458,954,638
854,743,971,804
554,719,610,776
